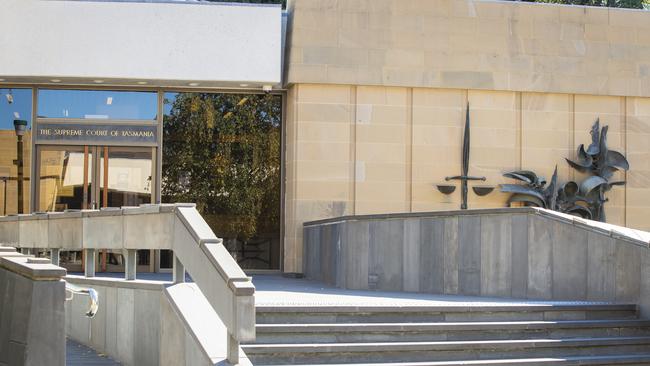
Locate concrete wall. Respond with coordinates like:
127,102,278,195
0,250,66,366
65,276,164,366
66,277,252,366
0,204,256,365
0,0,282,87
303,208,650,315
283,84,650,272
286,0,650,97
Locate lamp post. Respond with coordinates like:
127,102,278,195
13,119,27,214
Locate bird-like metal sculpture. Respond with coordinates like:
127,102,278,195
500,119,629,222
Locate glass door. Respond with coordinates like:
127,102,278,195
37,145,156,272
98,147,154,208
37,145,94,271
37,146,93,212
97,146,156,272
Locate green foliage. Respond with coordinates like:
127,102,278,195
162,93,282,242
516,0,648,9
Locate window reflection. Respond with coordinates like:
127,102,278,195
0,88,32,215
38,89,157,120
162,92,282,270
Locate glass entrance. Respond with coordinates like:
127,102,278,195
37,146,154,210
36,145,155,272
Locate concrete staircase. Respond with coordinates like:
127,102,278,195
242,303,650,365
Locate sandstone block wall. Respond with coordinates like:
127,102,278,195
283,84,650,272
286,0,650,97
283,0,650,273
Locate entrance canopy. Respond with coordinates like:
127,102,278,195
0,0,283,89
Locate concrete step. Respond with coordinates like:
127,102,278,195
254,319,650,343
242,336,650,364
256,304,638,324
254,354,650,365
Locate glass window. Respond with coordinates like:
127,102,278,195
163,92,282,270
0,88,32,215
38,89,157,120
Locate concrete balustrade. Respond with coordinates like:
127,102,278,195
173,206,256,361
0,203,255,366
65,276,165,366
304,207,650,316
0,249,67,366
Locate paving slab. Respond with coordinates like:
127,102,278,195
66,338,120,366
251,275,628,308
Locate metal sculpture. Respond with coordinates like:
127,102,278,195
436,103,494,209
500,119,629,222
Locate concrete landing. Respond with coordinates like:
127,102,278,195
66,339,121,366
252,275,624,308
74,272,628,308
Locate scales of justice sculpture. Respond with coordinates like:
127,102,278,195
435,103,495,209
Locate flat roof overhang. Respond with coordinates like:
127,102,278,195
0,0,283,90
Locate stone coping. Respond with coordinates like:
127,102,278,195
0,203,196,222
65,274,169,291
302,207,535,227
303,207,650,248
0,252,66,280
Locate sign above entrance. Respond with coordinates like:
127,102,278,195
35,123,157,146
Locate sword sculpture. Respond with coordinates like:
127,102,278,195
437,102,493,209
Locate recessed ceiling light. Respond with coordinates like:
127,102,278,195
137,81,147,85
93,80,104,84
240,84,249,87
188,82,200,87
51,79,61,83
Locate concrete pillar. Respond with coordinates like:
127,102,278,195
50,248,60,266
227,333,239,365
125,249,137,281
84,249,96,277
173,253,185,284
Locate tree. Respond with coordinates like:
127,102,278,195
162,93,281,251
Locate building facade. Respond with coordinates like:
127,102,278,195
1,0,650,274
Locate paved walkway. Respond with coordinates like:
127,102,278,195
251,275,620,307
74,272,622,308
66,339,120,366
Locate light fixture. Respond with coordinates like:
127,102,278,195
188,82,200,87
137,81,147,85
51,79,61,83
13,119,27,137
106,97,113,105
5,90,13,104
240,84,249,87
93,80,104,84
